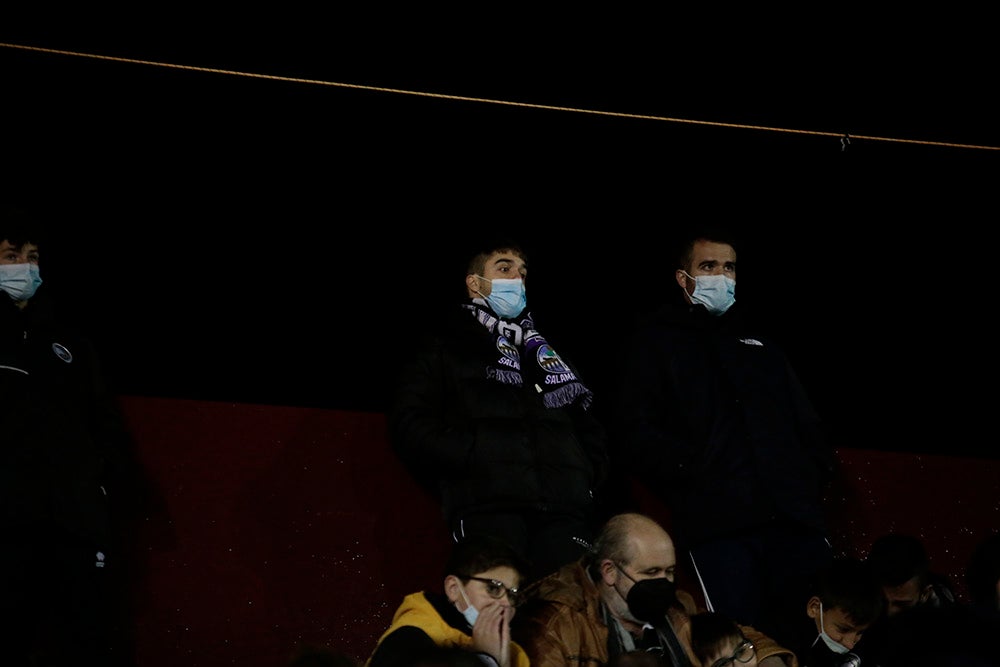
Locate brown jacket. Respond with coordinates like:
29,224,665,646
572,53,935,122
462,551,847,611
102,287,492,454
511,560,798,667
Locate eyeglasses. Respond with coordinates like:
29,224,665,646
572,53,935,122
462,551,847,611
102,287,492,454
462,575,522,607
710,640,755,667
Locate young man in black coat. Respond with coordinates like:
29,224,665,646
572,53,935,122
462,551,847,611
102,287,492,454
0,209,138,666
614,226,837,641
389,237,609,582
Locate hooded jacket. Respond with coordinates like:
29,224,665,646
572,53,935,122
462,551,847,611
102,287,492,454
366,590,531,667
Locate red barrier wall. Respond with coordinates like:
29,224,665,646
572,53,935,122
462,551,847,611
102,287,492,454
117,396,1000,667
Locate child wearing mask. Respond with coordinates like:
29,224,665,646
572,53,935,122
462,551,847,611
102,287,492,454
366,534,531,667
776,557,884,667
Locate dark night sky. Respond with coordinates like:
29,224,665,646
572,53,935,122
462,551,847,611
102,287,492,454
2,24,998,460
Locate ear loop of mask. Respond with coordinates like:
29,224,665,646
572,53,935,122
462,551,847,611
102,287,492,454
458,580,473,608
472,274,489,300
456,579,480,626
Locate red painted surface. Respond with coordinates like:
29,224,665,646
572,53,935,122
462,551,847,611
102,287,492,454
115,396,1000,666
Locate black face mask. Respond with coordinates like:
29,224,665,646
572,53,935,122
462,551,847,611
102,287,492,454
625,577,678,625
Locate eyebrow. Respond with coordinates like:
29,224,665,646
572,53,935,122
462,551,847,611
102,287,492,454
0,243,37,253
491,258,525,270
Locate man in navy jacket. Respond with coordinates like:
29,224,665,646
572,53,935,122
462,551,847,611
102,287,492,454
614,225,837,642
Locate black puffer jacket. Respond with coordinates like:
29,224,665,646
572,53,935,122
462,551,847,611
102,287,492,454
0,286,131,545
389,305,609,523
615,300,836,546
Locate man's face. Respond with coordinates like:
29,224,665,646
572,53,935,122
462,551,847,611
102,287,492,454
675,240,736,298
601,526,676,625
0,240,39,265
883,575,929,616
467,250,527,298
807,598,870,650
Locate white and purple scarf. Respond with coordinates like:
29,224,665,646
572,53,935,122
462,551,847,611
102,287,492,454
465,300,593,410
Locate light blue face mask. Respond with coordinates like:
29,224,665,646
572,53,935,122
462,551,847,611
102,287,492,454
457,582,479,627
0,263,42,302
813,602,852,654
477,276,526,319
682,271,735,315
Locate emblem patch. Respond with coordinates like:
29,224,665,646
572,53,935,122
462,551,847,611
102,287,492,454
52,343,73,363
536,344,570,373
496,335,519,362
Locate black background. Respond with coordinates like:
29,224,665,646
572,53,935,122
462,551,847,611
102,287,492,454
2,22,998,459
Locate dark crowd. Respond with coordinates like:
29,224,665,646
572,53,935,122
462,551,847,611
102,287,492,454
3,210,999,667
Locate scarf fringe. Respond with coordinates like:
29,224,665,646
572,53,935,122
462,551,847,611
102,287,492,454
488,368,523,385
543,382,593,410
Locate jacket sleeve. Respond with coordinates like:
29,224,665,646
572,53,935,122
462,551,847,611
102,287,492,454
388,338,477,478
79,335,161,538
783,356,836,486
512,601,597,667
612,327,697,486
569,402,611,490
76,335,136,488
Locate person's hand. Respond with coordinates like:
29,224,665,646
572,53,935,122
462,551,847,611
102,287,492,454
470,602,512,667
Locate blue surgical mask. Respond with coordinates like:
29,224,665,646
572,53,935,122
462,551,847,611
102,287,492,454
476,276,526,319
682,271,735,315
0,263,42,302
457,582,479,627
814,602,852,654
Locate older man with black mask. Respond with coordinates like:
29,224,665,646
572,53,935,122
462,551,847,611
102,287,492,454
510,513,797,667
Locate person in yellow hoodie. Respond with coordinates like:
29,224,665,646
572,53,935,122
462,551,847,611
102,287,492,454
367,534,532,667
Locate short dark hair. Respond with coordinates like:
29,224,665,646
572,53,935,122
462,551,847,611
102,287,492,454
464,237,527,277
813,557,885,626
444,534,530,581
689,611,747,666
868,533,931,588
675,225,738,271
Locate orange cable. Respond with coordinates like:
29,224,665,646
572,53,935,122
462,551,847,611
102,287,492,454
2,41,998,153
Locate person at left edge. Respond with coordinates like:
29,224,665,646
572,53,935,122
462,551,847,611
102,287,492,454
0,208,138,667
388,236,610,582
